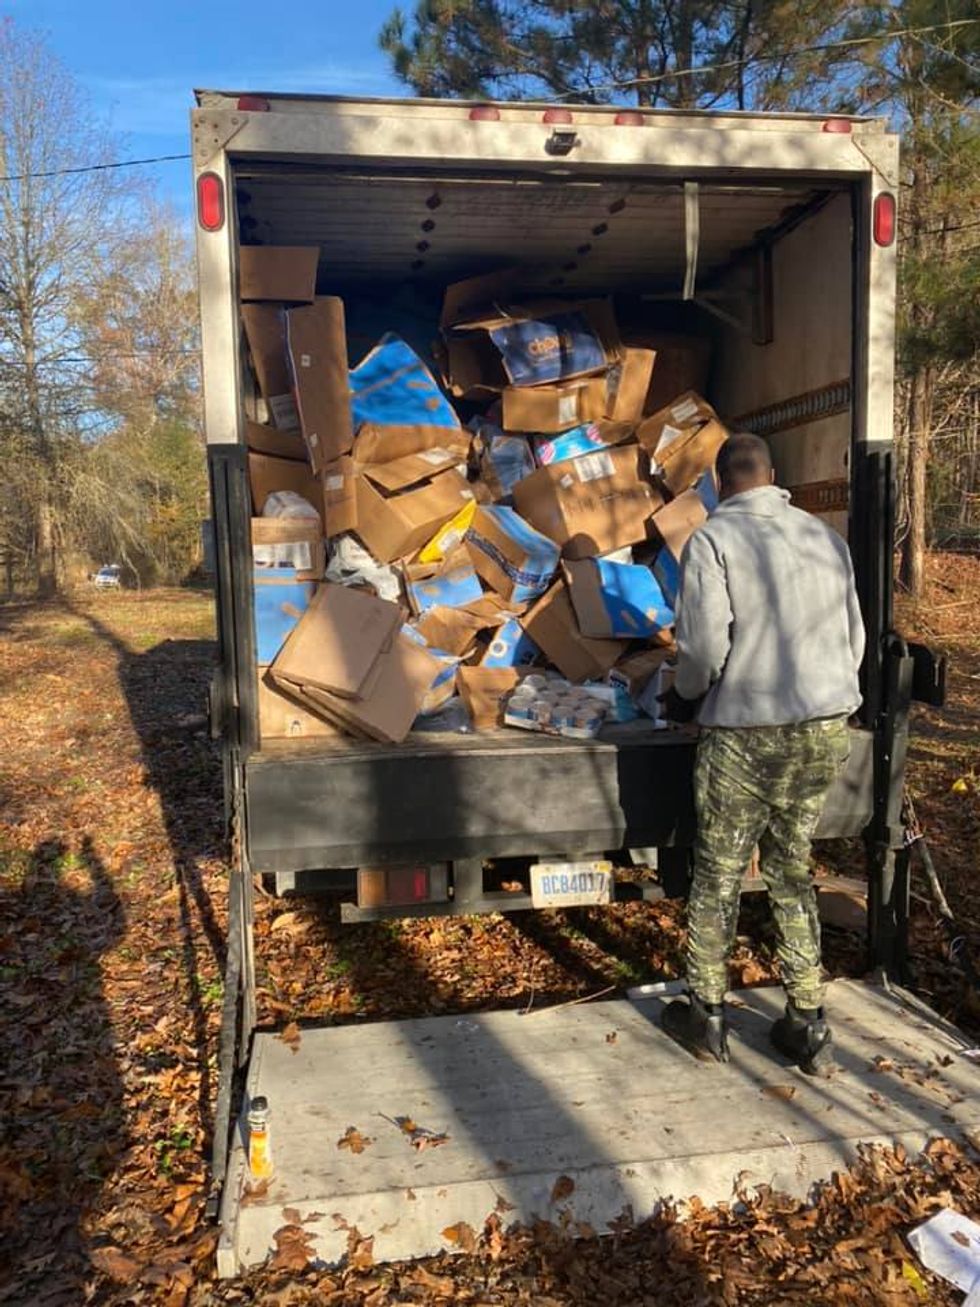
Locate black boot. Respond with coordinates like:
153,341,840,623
770,1002,836,1077
662,992,730,1063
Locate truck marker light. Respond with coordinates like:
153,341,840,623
469,105,501,121
543,108,573,124
615,111,646,126
873,192,896,247
197,172,225,232
237,95,270,111
822,118,852,133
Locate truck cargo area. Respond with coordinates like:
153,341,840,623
217,979,980,1277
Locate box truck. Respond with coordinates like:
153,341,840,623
192,90,946,1270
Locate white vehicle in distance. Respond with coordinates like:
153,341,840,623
93,564,122,589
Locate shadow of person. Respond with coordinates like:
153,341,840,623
0,836,125,1303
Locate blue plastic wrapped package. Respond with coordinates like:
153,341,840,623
532,423,610,467
564,557,674,640
253,570,316,664
480,617,540,669
465,504,560,604
470,417,535,499
350,334,459,459
487,310,606,387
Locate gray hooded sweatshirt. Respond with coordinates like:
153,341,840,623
673,485,865,728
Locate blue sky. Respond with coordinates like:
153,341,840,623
3,0,407,210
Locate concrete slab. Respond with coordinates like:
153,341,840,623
217,979,980,1276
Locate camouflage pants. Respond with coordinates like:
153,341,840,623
686,717,851,1009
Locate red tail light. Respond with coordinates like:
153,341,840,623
469,105,500,121
873,192,896,247
237,95,270,111
822,118,852,133
615,111,646,126
543,108,573,124
196,172,225,232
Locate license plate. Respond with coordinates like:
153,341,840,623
530,861,613,908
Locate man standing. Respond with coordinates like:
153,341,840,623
660,432,865,1076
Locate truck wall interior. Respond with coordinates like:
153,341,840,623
234,167,857,768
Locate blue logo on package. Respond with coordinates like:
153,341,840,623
488,311,605,387
350,333,459,431
482,618,539,668
596,559,673,637
533,423,608,467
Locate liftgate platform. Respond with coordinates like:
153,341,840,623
217,979,980,1275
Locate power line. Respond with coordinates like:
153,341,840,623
550,18,980,101
0,152,191,183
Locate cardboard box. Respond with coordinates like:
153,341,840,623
637,391,718,456
608,646,674,697
445,296,618,397
253,573,316,664
354,468,474,565
404,552,483,616
321,456,357,536
239,246,318,304
479,617,539,669
274,631,442,744
360,441,468,494
242,304,291,398
257,666,341,741
272,582,402,701
501,375,609,434
464,504,560,604
248,451,324,527
412,605,489,658
457,665,525,730
351,334,462,462
564,558,673,640
251,518,324,582
605,347,656,423
512,444,664,560
620,332,711,415
471,420,535,498
245,419,308,462
520,583,628,684
286,298,354,473
658,418,729,497
650,489,710,606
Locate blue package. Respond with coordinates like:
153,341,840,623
470,418,535,497
594,559,674,637
350,333,458,432
695,469,719,512
652,550,682,610
487,311,606,387
532,423,609,467
481,618,540,669
466,504,560,604
253,570,316,664
408,562,483,615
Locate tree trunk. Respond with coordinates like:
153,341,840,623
36,497,57,598
900,364,932,598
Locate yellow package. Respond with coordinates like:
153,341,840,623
417,498,477,564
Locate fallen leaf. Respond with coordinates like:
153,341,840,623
551,1174,575,1203
278,1021,301,1053
337,1126,372,1154
762,1084,797,1101
952,1230,971,1247
442,1221,477,1253
605,1030,618,1044
495,1194,516,1214
269,1223,316,1273
270,911,309,936
346,1226,375,1271
90,1246,143,1282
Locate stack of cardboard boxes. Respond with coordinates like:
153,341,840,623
243,248,726,744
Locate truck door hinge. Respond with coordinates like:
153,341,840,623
192,110,249,169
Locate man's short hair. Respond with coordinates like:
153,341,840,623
716,431,773,488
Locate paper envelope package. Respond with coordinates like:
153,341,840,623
512,444,664,560
464,503,560,604
563,557,674,640
350,333,462,463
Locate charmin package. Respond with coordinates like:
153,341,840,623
504,674,609,740
405,553,483,615
465,504,560,604
479,617,539,669
350,333,461,461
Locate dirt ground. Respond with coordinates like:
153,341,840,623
1,554,978,1305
